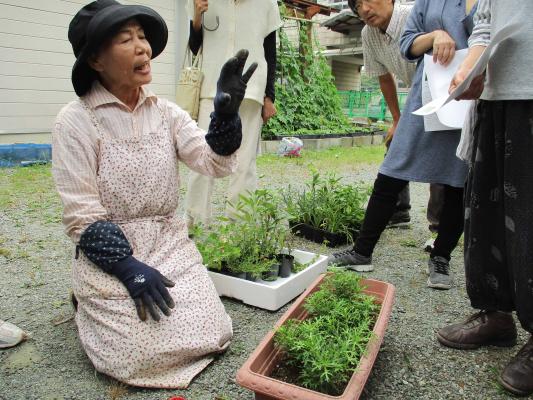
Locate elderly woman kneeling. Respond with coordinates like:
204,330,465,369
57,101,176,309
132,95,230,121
52,0,257,388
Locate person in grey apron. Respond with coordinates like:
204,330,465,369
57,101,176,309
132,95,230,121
329,0,478,291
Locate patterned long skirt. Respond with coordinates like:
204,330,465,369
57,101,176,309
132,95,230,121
464,100,533,334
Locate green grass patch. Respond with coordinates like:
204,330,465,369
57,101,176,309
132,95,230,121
257,146,384,171
0,164,62,223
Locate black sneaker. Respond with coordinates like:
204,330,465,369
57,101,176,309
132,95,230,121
327,249,373,272
427,255,453,289
386,210,411,229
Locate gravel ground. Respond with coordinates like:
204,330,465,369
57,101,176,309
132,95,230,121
0,147,529,400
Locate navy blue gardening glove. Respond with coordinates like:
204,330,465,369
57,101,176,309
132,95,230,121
205,49,257,156
112,256,175,322
78,220,175,322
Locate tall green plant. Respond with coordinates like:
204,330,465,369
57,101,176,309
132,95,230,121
282,169,370,237
263,11,354,139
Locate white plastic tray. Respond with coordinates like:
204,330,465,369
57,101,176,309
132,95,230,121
207,249,328,311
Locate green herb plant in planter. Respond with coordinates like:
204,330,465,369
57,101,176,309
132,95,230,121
229,189,289,281
282,169,371,247
195,189,291,282
272,271,379,396
192,223,242,274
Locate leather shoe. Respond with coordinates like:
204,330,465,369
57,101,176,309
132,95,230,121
436,310,517,350
499,336,533,397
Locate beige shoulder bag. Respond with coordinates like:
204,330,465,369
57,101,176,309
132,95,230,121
176,47,204,121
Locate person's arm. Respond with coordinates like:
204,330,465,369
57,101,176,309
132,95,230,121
410,30,456,66
449,0,491,99
400,0,456,66
188,0,207,55
52,110,108,243
378,73,400,144
262,30,277,124
188,20,203,55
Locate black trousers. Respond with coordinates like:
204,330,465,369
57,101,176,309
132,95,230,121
465,100,533,334
353,173,464,261
386,139,411,213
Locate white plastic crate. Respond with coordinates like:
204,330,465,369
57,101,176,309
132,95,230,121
207,249,328,311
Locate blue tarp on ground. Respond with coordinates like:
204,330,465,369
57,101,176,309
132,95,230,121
0,143,52,167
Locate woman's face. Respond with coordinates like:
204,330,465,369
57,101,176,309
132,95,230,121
90,19,153,91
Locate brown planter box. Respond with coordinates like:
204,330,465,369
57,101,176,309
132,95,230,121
236,274,396,400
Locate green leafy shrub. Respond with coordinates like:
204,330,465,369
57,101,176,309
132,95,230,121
194,189,288,278
274,272,379,395
281,169,371,239
262,8,354,140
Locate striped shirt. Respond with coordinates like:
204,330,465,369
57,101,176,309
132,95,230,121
361,3,416,86
52,81,236,242
468,0,533,100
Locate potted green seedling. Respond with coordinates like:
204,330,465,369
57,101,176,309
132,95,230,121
282,170,370,247
236,272,396,399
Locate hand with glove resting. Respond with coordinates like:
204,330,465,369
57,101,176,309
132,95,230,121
78,220,175,322
112,256,175,322
205,49,258,155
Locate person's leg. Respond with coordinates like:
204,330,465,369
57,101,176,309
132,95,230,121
384,140,411,228
225,99,263,217
498,101,533,396
427,183,445,233
437,101,517,349
430,185,464,261
424,183,445,251
327,173,408,270
184,99,216,226
426,185,464,289
387,183,411,228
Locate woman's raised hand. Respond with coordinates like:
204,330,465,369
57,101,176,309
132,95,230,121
432,30,456,66
214,49,258,116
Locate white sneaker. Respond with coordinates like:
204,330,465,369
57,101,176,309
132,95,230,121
0,320,28,349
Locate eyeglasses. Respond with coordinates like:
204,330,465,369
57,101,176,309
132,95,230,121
354,0,375,10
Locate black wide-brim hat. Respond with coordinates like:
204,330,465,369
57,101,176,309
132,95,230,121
68,0,168,96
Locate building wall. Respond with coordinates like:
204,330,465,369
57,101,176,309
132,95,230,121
0,0,179,143
331,60,361,91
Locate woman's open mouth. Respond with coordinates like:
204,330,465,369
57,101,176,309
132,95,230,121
134,61,151,74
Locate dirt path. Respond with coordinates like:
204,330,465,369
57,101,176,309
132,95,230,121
0,149,523,400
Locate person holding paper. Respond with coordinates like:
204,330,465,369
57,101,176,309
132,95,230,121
328,0,477,291
436,1,533,395
348,0,446,237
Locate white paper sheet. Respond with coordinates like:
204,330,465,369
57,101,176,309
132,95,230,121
424,49,471,129
413,21,520,116
422,73,451,131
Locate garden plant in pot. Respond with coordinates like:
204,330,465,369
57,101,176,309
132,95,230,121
236,272,396,400
194,189,291,281
282,170,370,247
